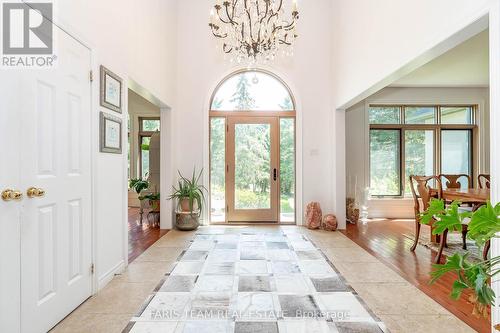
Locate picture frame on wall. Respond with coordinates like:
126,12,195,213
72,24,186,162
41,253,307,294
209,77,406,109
100,65,122,113
100,112,122,154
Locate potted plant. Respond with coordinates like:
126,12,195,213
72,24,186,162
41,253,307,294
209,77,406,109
140,192,160,212
168,168,207,230
129,179,149,207
130,179,149,195
421,199,500,323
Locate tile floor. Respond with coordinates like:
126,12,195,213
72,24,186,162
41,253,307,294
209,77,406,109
52,226,476,333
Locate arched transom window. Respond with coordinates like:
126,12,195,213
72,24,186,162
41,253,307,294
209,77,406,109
211,70,295,111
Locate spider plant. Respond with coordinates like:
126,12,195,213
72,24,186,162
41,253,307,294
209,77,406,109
129,179,149,195
168,168,207,215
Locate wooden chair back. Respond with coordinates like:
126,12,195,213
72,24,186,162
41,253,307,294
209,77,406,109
438,174,471,189
478,174,490,189
409,175,441,218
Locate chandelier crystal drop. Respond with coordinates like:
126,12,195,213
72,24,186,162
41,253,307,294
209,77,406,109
209,0,299,65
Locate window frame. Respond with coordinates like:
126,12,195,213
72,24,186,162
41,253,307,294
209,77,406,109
138,116,160,180
369,105,477,198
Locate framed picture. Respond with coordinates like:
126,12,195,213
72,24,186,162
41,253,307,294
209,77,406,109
100,112,122,154
100,65,122,113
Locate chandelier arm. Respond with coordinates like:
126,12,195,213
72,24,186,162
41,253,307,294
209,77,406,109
282,19,297,30
279,39,292,45
225,4,237,25
244,0,256,44
257,0,269,44
210,25,228,38
216,7,231,24
276,0,283,13
267,11,278,25
222,43,233,53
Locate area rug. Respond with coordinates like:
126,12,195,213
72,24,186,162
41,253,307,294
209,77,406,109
416,231,484,262
122,227,388,333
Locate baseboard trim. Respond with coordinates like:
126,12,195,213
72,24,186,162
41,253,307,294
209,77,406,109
97,260,125,291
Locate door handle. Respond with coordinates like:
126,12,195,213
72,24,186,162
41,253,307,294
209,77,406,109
1,189,23,201
273,168,277,181
27,187,45,198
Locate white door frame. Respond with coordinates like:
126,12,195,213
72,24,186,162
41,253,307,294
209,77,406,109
127,78,174,235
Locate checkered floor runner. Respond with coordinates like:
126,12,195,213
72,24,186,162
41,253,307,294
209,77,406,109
123,227,388,333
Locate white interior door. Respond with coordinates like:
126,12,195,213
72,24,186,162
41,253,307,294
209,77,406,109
0,70,22,333
17,27,93,333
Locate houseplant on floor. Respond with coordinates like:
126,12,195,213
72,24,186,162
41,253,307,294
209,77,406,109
421,199,500,326
168,168,207,231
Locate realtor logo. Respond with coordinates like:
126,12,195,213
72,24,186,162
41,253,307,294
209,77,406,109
1,2,55,68
3,2,53,54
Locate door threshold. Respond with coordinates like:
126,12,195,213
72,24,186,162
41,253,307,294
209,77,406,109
209,221,297,226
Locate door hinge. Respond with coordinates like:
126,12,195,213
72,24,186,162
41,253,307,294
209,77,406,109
226,164,229,173
90,263,95,274
226,124,229,132
89,70,94,82
227,205,229,212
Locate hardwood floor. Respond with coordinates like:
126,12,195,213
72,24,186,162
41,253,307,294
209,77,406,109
128,207,169,263
342,219,489,333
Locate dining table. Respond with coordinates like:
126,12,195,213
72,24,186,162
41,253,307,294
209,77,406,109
435,187,490,203
427,187,490,242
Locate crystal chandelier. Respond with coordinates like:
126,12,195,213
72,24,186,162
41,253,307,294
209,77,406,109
209,0,299,64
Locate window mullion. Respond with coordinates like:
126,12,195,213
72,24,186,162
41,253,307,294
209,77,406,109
400,128,404,197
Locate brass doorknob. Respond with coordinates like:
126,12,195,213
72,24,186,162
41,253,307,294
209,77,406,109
27,187,45,198
1,189,23,201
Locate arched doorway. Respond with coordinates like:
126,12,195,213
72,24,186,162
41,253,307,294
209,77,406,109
209,69,296,223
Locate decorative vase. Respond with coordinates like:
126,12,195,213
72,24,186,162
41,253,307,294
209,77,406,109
175,211,200,231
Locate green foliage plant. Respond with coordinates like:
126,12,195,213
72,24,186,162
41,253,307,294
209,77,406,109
420,199,500,318
129,179,149,195
168,168,207,215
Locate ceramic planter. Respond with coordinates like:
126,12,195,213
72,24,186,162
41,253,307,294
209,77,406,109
175,211,200,231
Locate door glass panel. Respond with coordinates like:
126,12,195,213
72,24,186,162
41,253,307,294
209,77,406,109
370,129,401,196
441,130,472,189
280,118,295,222
404,130,434,195
404,107,436,124
210,118,226,222
235,123,271,209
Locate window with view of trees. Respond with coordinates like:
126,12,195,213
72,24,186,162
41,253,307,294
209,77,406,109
139,117,160,179
211,71,294,111
369,105,476,197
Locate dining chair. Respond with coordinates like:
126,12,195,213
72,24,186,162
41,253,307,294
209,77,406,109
438,174,472,190
435,211,470,264
478,174,491,189
409,175,442,252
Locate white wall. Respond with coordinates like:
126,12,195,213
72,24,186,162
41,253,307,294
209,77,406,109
174,0,345,226
332,0,492,109
54,0,177,288
346,87,490,218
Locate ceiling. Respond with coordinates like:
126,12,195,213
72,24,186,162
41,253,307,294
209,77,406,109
391,29,489,87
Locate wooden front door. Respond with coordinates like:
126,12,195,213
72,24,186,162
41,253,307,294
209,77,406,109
226,117,279,222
